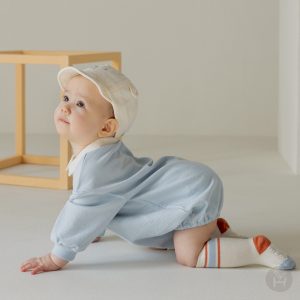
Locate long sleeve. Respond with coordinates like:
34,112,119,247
50,190,128,261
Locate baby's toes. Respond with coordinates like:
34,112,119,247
92,237,101,243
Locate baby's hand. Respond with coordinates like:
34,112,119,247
20,253,68,275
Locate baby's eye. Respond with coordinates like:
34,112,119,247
77,101,85,108
63,95,69,102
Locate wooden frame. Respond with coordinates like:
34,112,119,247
0,50,121,189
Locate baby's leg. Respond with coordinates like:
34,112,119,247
196,236,296,270
173,221,295,269
173,220,217,267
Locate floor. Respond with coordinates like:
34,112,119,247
0,134,299,300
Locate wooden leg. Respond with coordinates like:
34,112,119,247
15,64,25,156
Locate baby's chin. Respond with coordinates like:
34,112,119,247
54,123,70,137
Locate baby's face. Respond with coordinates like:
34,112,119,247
54,75,115,145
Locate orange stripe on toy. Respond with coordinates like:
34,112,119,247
217,238,221,268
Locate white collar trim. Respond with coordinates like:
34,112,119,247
66,137,120,176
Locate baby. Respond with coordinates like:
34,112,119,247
20,65,296,275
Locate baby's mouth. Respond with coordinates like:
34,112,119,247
59,118,70,124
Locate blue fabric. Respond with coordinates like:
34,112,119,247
207,238,217,267
51,141,224,261
278,257,296,270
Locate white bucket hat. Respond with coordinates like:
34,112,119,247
57,65,138,139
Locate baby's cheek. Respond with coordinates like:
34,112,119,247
73,115,93,133
53,106,59,118
73,114,86,127
53,110,61,126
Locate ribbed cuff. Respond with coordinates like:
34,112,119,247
52,244,76,262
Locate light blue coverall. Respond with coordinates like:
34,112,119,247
51,138,224,261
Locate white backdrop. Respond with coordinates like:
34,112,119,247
278,0,300,174
0,0,278,137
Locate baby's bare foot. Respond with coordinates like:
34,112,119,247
92,237,101,243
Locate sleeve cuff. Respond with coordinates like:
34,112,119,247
52,244,77,262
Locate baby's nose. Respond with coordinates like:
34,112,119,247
61,104,70,114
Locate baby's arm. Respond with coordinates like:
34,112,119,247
20,253,68,275
20,190,127,275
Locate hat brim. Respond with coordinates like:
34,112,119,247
57,66,112,106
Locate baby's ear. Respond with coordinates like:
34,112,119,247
109,118,119,135
99,118,119,137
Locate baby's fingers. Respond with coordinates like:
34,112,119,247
31,265,44,275
20,258,39,272
21,262,34,272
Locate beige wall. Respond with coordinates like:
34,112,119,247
278,0,300,174
0,0,278,136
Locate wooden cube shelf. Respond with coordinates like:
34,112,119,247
0,50,121,189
